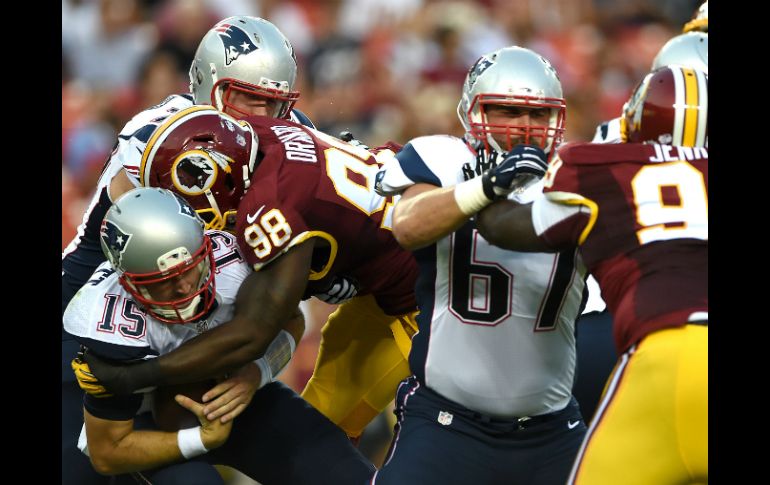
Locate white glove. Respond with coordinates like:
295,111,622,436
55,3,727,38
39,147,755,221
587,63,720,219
314,275,359,304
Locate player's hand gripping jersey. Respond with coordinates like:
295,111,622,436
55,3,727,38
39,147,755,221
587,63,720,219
532,142,708,351
234,116,418,316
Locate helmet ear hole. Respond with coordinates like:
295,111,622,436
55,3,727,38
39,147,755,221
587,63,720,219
192,134,214,143
223,173,234,191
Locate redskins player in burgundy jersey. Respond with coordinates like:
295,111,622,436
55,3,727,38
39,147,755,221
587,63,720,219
475,65,708,484
79,104,419,443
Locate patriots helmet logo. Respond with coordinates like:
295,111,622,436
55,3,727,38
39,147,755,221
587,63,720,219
467,56,494,90
100,220,132,267
215,23,258,66
169,192,202,222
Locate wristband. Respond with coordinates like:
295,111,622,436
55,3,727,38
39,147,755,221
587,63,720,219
454,177,493,216
177,426,208,459
254,357,272,389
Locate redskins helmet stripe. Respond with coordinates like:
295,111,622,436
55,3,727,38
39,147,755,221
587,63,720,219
694,69,708,148
140,105,220,186
671,67,707,148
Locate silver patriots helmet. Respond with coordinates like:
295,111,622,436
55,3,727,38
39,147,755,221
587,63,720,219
100,187,216,323
457,46,566,160
189,16,300,119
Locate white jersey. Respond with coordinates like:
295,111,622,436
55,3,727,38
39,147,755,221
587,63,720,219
378,135,587,418
61,94,198,315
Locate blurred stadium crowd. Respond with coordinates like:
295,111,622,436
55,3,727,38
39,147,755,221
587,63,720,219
62,0,702,479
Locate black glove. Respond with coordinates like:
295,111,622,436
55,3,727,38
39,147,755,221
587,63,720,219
79,348,162,396
480,144,548,200
314,275,360,305
339,131,370,150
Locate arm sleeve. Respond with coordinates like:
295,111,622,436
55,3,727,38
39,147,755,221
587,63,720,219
375,136,468,195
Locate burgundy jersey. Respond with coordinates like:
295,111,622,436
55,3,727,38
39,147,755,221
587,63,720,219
540,142,708,351
234,116,417,316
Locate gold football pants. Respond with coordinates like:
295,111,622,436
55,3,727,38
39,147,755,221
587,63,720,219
301,294,418,438
569,324,708,485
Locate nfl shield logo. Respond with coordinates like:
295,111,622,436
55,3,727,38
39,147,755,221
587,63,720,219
437,410,453,426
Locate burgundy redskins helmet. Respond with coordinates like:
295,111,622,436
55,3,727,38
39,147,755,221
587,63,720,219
621,65,708,148
140,105,258,231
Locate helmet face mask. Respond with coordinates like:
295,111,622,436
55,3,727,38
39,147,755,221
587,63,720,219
100,188,217,324
141,106,258,231
189,16,300,119
215,78,299,120
621,66,708,148
457,47,566,159
467,93,566,155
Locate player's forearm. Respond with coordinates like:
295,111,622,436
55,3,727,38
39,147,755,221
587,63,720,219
160,315,280,384
392,185,469,250
281,305,305,348
156,244,313,385
477,200,548,252
88,429,183,475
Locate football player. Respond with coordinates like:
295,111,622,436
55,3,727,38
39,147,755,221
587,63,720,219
475,65,708,484
61,16,314,485
577,7,708,421
66,187,374,484
371,46,588,485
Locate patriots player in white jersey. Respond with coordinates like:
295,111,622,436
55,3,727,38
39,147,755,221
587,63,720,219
60,16,316,485
372,47,587,485
65,188,374,483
